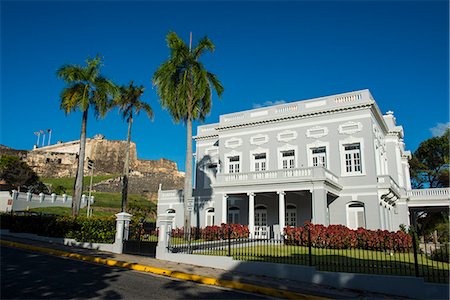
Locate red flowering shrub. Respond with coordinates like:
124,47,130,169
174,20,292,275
171,224,249,241
284,222,412,251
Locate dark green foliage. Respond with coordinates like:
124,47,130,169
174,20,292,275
410,128,449,188
417,211,449,243
0,214,115,243
430,244,449,263
0,155,40,191
52,185,67,195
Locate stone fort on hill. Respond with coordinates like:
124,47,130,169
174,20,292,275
0,134,184,194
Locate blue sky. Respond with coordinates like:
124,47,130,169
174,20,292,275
1,1,448,172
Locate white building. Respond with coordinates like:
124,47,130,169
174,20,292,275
157,89,449,237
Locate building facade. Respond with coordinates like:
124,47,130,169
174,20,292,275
157,89,448,237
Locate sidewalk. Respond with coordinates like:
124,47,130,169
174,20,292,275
0,235,407,299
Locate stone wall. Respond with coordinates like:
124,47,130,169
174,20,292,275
93,171,184,195
1,137,181,179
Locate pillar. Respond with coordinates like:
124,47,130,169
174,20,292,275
248,192,255,237
379,202,385,229
39,193,44,203
62,194,67,203
26,192,32,202
312,188,328,225
277,191,286,236
113,212,132,254
51,193,57,203
222,194,228,224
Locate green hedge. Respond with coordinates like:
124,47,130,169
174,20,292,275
0,213,116,243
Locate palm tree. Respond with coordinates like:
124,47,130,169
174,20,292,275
115,81,154,212
57,55,117,216
153,32,224,234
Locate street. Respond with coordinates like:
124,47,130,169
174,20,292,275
0,245,267,299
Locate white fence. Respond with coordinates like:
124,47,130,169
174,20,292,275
0,190,93,212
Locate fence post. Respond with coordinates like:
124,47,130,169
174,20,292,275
308,226,312,266
228,224,231,257
411,230,420,277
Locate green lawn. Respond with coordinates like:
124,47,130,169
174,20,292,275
30,206,113,217
42,175,118,195
170,240,449,283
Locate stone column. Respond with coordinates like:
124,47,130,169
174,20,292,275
311,188,328,225
51,193,57,203
379,202,385,229
113,212,132,254
12,190,18,200
39,193,44,203
81,194,86,206
26,192,32,202
248,192,255,237
156,216,175,259
62,194,67,203
277,191,286,236
222,194,228,224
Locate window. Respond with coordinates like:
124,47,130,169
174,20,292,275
281,150,295,169
312,147,326,167
344,143,362,174
228,156,240,173
228,206,240,224
285,204,297,227
347,202,365,230
254,153,267,172
206,208,215,226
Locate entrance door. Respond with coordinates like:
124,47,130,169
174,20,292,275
255,206,269,239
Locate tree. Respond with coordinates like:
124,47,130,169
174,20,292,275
114,81,153,212
0,155,40,191
153,32,224,233
410,128,449,188
57,55,118,216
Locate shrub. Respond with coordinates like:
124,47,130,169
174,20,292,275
170,224,249,241
430,244,449,263
284,222,412,251
0,213,115,243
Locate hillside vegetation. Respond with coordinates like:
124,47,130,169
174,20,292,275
38,175,156,220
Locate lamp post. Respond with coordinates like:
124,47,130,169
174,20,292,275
87,158,94,217
34,132,40,148
40,130,45,147
47,129,52,146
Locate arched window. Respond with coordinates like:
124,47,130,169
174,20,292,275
346,202,365,229
228,206,240,224
205,208,215,226
285,204,297,227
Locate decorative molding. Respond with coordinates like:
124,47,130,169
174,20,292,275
339,121,363,135
306,126,329,139
277,130,297,142
224,137,243,149
250,134,269,145
205,147,219,157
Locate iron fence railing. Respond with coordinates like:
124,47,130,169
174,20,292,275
168,226,449,284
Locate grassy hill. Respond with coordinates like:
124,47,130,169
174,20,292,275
37,176,156,220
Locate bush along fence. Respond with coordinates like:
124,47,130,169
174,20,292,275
0,213,116,243
168,222,449,284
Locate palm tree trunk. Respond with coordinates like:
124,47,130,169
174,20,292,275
184,116,193,234
72,109,88,216
121,115,133,212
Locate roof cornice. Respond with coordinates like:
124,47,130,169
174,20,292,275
214,103,373,131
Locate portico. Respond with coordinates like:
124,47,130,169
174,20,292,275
219,185,339,238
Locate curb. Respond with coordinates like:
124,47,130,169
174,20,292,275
1,240,326,300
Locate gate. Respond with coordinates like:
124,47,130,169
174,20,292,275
123,221,158,257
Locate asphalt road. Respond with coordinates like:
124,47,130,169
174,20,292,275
0,245,267,299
